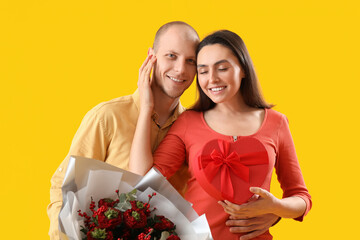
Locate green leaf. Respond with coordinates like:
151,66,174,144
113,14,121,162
91,228,107,239
119,193,126,203
124,202,132,210
115,201,132,212
80,225,88,235
92,215,99,226
115,203,125,211
130,188,137,194
136,201,144,209
131,211,140,220
126,189,137,201
147,217,155,227
105,208,119,219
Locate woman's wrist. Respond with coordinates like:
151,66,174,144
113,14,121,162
271,198,286,216
271,197,306,219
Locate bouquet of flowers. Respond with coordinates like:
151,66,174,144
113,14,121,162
78,189,180,240
59,156,211,240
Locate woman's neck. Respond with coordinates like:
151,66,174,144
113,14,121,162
212,93,251,115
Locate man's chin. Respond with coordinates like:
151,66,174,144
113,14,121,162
161,88,184,99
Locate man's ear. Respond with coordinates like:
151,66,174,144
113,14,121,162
148,47,154,56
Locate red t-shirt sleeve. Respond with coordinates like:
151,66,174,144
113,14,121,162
153,113,188,178
275,114,312,221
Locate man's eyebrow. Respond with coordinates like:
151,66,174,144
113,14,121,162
167,50,179,55
197,59,229,68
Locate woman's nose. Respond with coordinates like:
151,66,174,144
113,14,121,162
209,71,219,83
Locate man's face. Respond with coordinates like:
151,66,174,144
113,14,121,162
152,26,198,99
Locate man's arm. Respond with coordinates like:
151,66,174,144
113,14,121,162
47,154,73,240
47,107,110,239
226,213,280,240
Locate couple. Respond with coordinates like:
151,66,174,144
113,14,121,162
48,21,311,240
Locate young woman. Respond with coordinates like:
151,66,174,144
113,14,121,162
130,30,312,240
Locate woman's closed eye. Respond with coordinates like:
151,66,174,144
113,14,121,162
218,67,229,72
199,70,208,74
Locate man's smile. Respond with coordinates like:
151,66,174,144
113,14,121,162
167,75,185,83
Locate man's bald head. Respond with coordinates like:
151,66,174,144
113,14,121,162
153,21,199,53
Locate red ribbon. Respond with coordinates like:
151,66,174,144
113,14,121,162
200,139,268,199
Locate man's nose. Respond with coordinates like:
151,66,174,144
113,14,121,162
174,60,186,74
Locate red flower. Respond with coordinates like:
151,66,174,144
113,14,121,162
78,210,92,229
153,215,175,231
167,234,180,240
86,227,113,240
130,201,151,216
78,190,180,240
93,206,122,229
118,228,131,240
90,199,96,213
123,209,147,229
98,198,119,208
137,232,151,240
137,228,153,240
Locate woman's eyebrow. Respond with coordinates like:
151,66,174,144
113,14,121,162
197,59,229,68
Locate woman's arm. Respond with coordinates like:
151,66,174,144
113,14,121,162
129,54,157,176
219,187,307,219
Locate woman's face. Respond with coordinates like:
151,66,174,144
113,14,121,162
197,44,245,105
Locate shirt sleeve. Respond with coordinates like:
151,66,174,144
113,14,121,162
275,114,312,222
153,113,188,179
47,107,111,239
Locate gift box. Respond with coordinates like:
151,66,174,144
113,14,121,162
59,155,212,240
193,138,269,204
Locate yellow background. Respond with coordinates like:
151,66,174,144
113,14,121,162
1,0,359,239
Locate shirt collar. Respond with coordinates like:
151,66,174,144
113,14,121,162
132,89,141,111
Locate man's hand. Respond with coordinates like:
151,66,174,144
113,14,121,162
225,213,280,240
138,49,157,113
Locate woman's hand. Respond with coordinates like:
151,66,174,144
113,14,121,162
218,187,280,219
219,186,307,220
138,51,157,114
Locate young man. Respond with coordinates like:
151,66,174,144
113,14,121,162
48,21,278,240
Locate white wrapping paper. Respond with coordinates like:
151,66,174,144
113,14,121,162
59,155,212,240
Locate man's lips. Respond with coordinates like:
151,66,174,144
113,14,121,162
167,75,185,83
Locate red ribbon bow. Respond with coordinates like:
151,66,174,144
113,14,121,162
200,139,268,199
